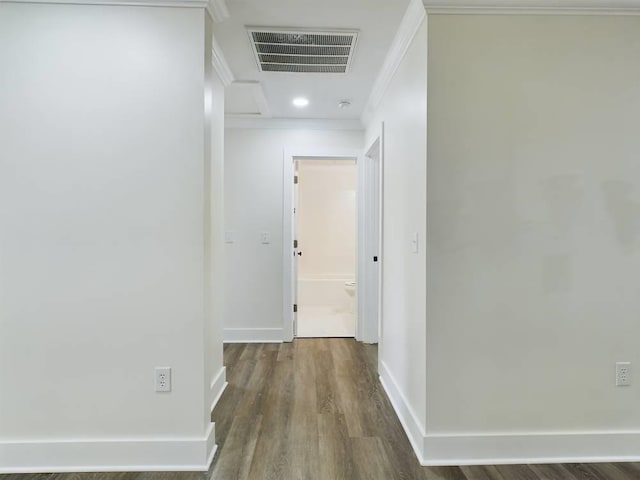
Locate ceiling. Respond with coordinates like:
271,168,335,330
214,0,411,121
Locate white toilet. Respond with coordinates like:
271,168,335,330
344,281,356,313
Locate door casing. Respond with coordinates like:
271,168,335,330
282,141,382,344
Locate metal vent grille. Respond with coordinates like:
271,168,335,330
248,28,358,74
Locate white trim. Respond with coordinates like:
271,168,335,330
423,431,640,466
212,34,234,87
360,130,383,345
425,6,640,14
379,361,640,467
361,0,426,126
422,0,640,14
283,148,364,342
225,81,271,118
379,360,427,465
0,0,209,6
223,327,284,343
206,0,228,22
225,117,363,131
0,424,216,473
209,366,228,413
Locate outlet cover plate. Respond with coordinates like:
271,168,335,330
155,367,172,392
616,362,631,387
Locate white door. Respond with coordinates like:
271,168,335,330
364,139,382,344
295,158,357,338
292,165,300,337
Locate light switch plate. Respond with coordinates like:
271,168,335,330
261,232,270,244
225,231,234,244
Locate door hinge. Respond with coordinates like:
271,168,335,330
293,239,298,248
294,175,299,184
293,304,298,313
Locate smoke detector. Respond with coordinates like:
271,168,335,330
248,28,359,74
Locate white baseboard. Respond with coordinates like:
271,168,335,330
378,360,427,464
379,361,640,466
423,431,640,466
0,423,217,473
223,327,283,343
210,366,228,413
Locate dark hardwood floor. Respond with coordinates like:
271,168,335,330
8,338,640,479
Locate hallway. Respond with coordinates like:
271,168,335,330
211,339,424,479
6,340,640,479
210,340,640,480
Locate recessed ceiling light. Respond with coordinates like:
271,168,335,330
293,97,309,108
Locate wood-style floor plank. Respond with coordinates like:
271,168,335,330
10,338,640,480
423,466,469,480
494,464,540,480
351,437,396,480
530,463,579,479
460,465,505,480
318,413,356,480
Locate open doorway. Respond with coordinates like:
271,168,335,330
283,147,379,344
294,157,357,337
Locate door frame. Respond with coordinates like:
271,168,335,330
282,147,364,342
363,128,384,348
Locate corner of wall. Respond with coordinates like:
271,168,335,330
379,360,428,465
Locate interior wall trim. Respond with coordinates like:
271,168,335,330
212,34,234,87
379,360,428,465
422,0,640,14
0,424,216,473
206,0,228,22
0,0,210,8
209,366,228,413
225,117,363,131
423,431,640,466
361,0,426,126
223,328,284,343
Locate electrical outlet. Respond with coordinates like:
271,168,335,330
261,232,270,244
155,367,171,392
616,362,631,386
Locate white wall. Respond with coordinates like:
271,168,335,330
0,3,222,471
426,14,640,463
297,159,357,278
364,16,428,458
224,128,363,342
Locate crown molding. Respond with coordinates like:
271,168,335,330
0,0,210,7
224,117,364,131
361,0,426,127
1,0,237,16
225,81,271,118
422,0,640,14
212,34,234,87
206,0,229,22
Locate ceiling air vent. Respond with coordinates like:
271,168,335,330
248,28,358,74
